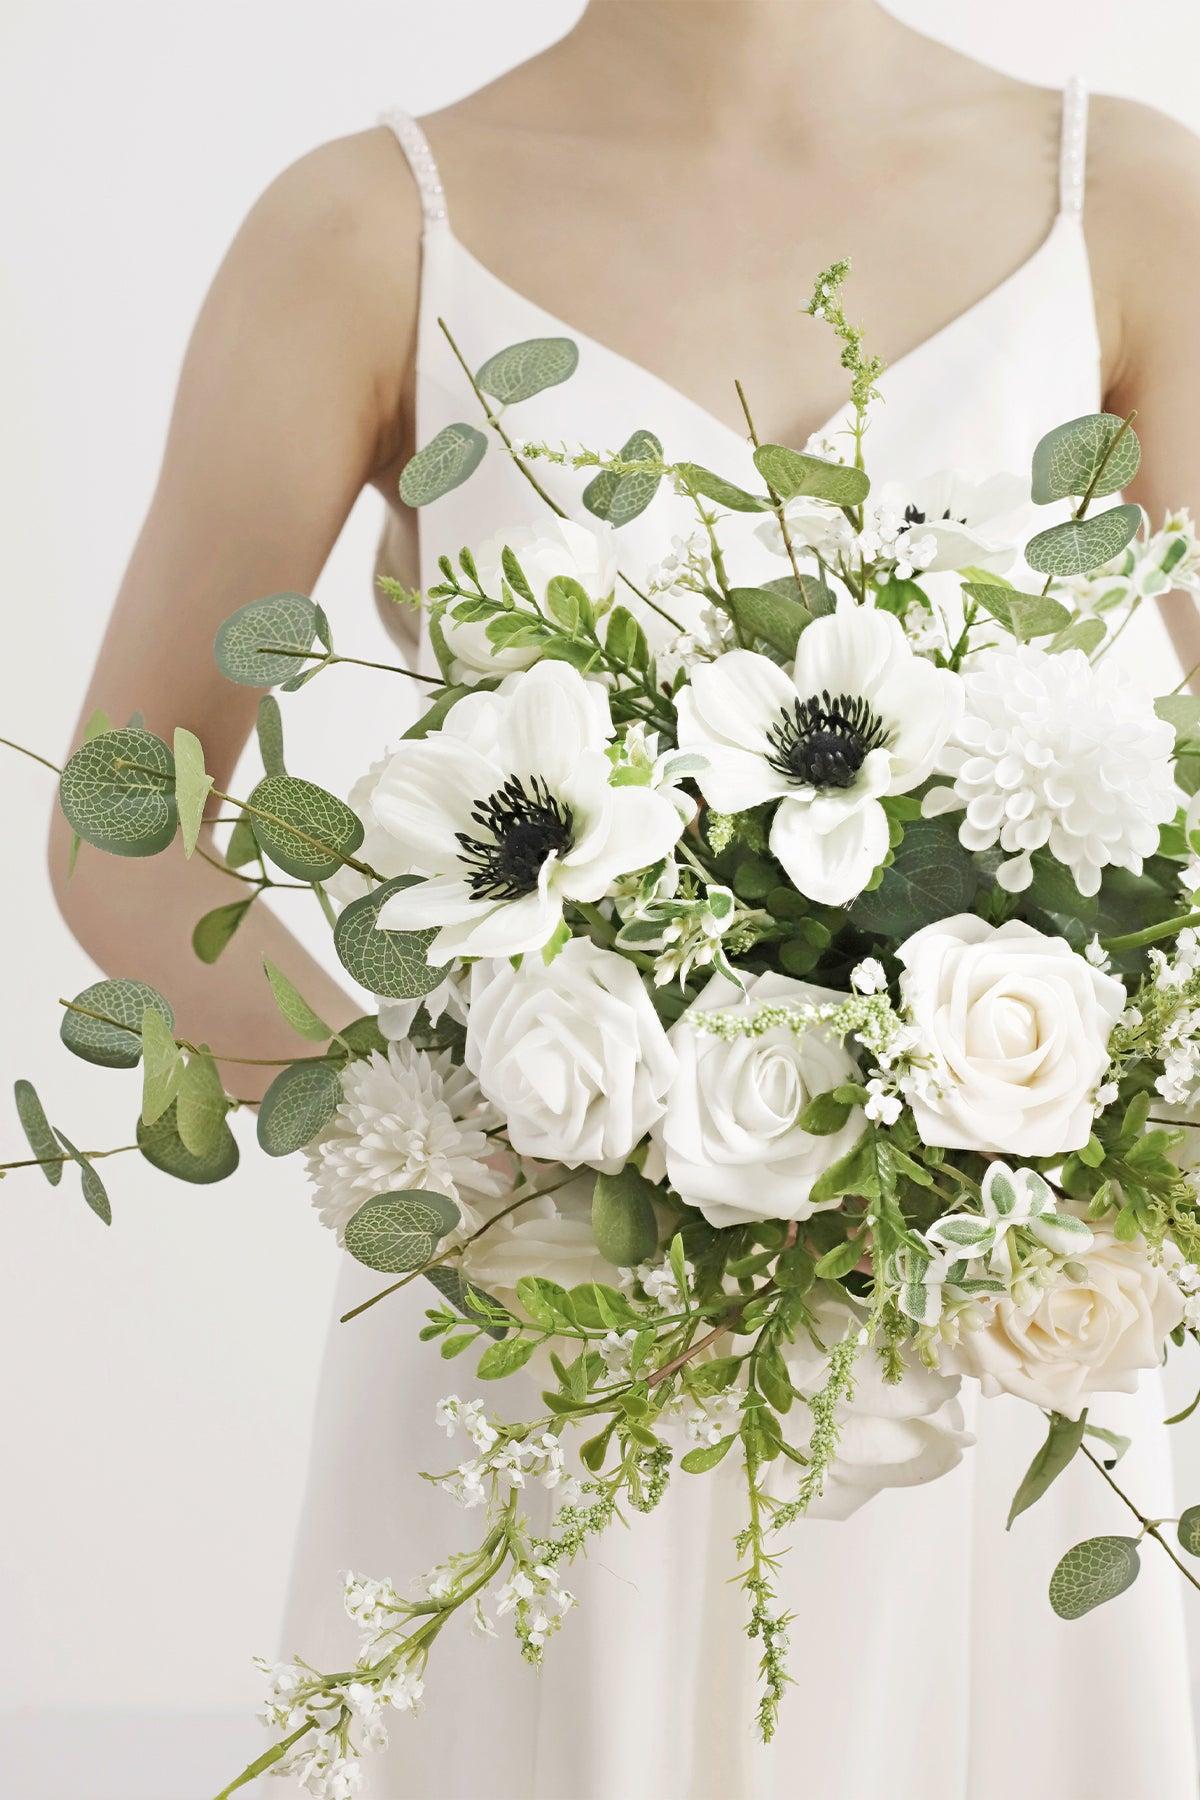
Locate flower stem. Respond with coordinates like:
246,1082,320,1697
735,376,808,600
256,644,442,685
1102,909,1200,954
0,735,61,774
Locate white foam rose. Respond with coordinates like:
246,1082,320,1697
896,915,1125,1157
441,518,619,681
465,939,677,1174
648,970,864,1228
947,1215,1184,1417
776,1297,974,1520
462,1175,615,1300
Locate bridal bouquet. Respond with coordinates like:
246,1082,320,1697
12,264,1200,1797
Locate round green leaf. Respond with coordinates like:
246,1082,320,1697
333,875,448,999
175,1050,229,1158
475,337,578,405
1178,1505,1200,1557
59,728,177,858
592,1167,660,1266
338,1015,390,1060
1031,413,1141,505
753,443,870,505
13,1079,63,1186
344,1189,460,1274
60,979,175,1069
1049,1535,1141,1620
246,774,364,882
137,1102,240,1184
582,428,662,528
257,1059,343,1157
399,423,488,506
214,593,320,688
1025,504,1142,578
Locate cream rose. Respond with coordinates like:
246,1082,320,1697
896,914,1125,1157
777,1297,974,1520
648,970,864,1228
465,939,676,1173
441,518,619,681
947,1216,1183,1417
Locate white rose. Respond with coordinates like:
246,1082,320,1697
462,1176,614,1301
896,914,1125,1157
465,939,676,1173
649,970,865,1228
947,1216,1184,1417
441,518,619,681
778,1297,974,1520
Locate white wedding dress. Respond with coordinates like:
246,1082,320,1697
282,81,1198,1799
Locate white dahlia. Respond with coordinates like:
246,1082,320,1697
305,1042,504,1241
924,643,1178,895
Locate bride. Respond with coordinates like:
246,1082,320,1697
51,4,1200,1796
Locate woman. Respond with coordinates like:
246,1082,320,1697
51,4,1200,1796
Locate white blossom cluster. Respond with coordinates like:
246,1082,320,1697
435,1398,581,1511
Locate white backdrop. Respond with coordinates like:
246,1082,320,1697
4,4,1200,1796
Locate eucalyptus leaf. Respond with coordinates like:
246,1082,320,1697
246,774,364,882
582,428,663,527
59,727,177,858
54,1128,111,1225
726,585,811,659
962,582,1071,643
224,814,261,870
344,1189,460,1274
675,462,771,513
214,593,320,688
475,336,578,404
400,423,488,506
140,1007,184,1126
753,443,870,506
1031,412,1141,505
192,897,254,964
592,1166,660,1266
175,1049,229,1158
172,727,212,858
257,1058,342,1157
850,817,978,936
1049,1535,1140,1620
1025,504,1142,578
60,978,174,1069
256,694,286,777
333,875,449,1000
263,957,333,1043
137,1101,240,1184
1006,1410,1087,1529
13,1079,63,1186
1155,694,1200,744
1178,1505,1200,1557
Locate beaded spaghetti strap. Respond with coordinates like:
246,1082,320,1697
379,108,449,230
1059,75,1089,218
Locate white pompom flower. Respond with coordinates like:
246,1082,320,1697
924,643,1178,895
370,661,686,960
305,1042,504,1242
676,599,963,905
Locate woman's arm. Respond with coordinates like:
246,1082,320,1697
49,129,418,1096
1094,99,1200,680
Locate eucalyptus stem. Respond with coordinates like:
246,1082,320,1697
0,735,61,774
256,645,441,686
1079,1441,1200,1593
734,377,807,600
0,1142,138,1174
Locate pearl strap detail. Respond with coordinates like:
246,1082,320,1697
1059,75,1088,218
380,109,449,227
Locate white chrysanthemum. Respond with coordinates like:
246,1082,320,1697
925,643,1178,895
306,1043,504,1241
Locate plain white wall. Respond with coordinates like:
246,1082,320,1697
4,3,1200,1795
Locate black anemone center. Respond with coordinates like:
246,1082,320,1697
903,503,967,527
765,691,891,791
456,774,575,900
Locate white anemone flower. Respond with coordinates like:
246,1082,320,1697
370,661,686,959
878,470,1027,575
676,601,963,905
